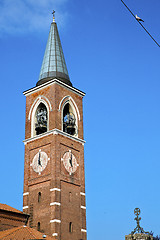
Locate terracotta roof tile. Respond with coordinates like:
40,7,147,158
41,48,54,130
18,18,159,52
0,226,55,240
0,203,23,214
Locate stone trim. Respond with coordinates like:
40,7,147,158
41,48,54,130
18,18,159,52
23,192,29,196
50,188,61,192
28,95,52,121
50,219,61,223
50,202,61,206
23,129,85,144
23,78,85,97
23,206,29,210
52,233,58,237
81,206,86,210
58,95,81,121
80,192,85,196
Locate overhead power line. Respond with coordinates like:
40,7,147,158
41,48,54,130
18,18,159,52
121,0,160,48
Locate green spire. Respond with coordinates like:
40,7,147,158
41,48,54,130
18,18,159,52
37,14,72,87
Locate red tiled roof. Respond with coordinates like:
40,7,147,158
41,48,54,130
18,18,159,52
0,203,23,214
0,225,55,240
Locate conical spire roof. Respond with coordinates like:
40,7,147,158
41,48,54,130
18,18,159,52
37,18,72,87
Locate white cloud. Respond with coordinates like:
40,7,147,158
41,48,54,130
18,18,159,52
0,0,69,35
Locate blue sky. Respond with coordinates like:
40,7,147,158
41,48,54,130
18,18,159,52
0,0,160,239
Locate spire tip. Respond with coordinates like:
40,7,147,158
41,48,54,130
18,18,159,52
52,10,55,22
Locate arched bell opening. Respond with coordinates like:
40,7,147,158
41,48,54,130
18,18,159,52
63,102,77,136
35,103,48,135
30,97,50,138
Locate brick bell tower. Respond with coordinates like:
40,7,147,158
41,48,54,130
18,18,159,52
23,13,87,240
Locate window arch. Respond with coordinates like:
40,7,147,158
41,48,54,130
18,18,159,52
31,101,49,137
62,101,78,137
59,96,80,121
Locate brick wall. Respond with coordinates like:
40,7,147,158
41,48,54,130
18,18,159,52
23,81,87,239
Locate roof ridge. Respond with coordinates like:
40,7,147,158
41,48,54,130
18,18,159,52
0,203,23,214
26,226,40,238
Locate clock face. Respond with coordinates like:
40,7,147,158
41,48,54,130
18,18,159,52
61,150,78,175
31,150,48,174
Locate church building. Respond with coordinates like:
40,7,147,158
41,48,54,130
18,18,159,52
22,12,87,240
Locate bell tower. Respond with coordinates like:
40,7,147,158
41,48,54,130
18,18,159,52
23,13,87,240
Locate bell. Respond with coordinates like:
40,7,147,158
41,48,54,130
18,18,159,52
35,124,47,135
64,125,75,135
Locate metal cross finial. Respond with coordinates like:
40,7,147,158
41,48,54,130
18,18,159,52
131,208,149,235
134,208,141,231
52,10,55,22
134,208,141,216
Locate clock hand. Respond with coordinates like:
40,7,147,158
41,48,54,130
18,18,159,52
38,152,42,166
69,152,73,167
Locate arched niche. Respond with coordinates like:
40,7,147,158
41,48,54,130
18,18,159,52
62,101,78,137
31,100,49,137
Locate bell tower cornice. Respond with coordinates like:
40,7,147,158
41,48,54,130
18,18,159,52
23,128,86,145
23,78,85,97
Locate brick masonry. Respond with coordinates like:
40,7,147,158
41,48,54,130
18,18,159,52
23,81,87,240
